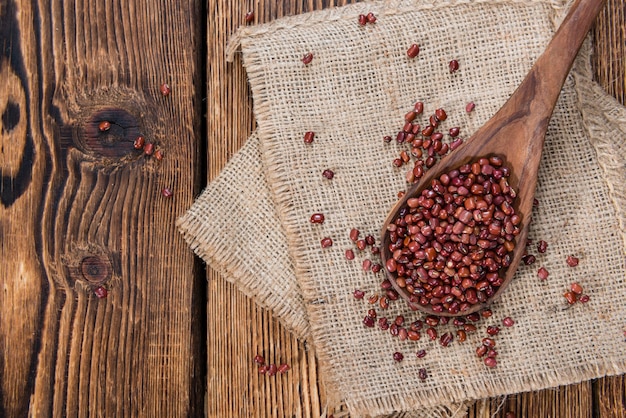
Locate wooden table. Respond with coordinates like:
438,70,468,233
1,0,623,416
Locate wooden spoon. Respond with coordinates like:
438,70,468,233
380,0,607,317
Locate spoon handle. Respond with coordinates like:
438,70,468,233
517,0,607,120
475,0,607,188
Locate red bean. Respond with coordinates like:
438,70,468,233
320,237,333,248
310,213,325,224
502,317,515,327
537,240,548,253
486,326,500,336
449,127,460,137
460,327,476,339
98,121,111,132
362,259,372,271
434,108,447,121
353,289,364,299
579,294,590,303
322,169,335,179
267,364,278,376
143,142,155,156
393,352,404,362
570,282,583,295
161,187,173,198
466,101,475,112
366,12,377,23
426,327,437,340
254,355,265,364
416,349,427,358
476,345,488,357
349,228,360,242
563,291,577,305
449,59,459,73
418,368,428,380
94,286,108,299
407,330,420,341
482,337,496,348
522,254,536,265
304,131,315,144
345,249,355,260
483,356,497,368
160,83,171,96
363,316,375,327
245,11,255,23
566,255,579,267
258,365,268,374
414,102,424,114
439,332,454,347
302,53,313,65
358,14,367,26
278,364,290,373
133,136,145,150
407,44,420,58
537,267,549,280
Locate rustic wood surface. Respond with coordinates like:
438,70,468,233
206,0,626,417
0,0,204,416
1,0,623,417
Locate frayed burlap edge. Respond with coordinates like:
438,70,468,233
176,132,311,340
226,0,566,62
574,51,626,257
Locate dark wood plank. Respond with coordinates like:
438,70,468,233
0,0,203,415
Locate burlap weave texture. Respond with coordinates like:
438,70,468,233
234,0,626,416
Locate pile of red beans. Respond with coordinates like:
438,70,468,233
384,157,521,315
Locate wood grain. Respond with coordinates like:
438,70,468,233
0,0,203,416
206,0,626,417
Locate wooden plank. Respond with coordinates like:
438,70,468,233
206,1,358,416
0,0,203,416
207,0,625,417
469,382,594,418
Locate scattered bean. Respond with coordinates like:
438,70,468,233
160,83,171,96
98,121,111,132
310,213,325,224
407,44,420,58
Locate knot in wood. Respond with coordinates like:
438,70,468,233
80,256,112,284
79,108,144,159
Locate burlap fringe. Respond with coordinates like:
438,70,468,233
226,0,566,62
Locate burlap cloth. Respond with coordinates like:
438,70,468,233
178,0,626,416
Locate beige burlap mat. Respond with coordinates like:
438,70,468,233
177,131,311,339
179,130,468,418
179,0,626,416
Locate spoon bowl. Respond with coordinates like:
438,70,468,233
380,0,607,316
